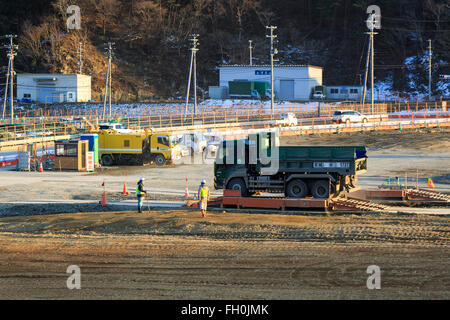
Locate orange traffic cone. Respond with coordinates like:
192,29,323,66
122,182,128,195
101,181,107,206
101,191,107,206
39,162,43,172
185,177,190,198
427,178,435,189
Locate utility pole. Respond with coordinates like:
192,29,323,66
184,34,199,117
103,42,114,119
248,40,254,66
77,42,83,74
361,39,371,110
362,14,377,114
2,59,11,119
428,39,432,100
3,35,18,122
266,26,278,114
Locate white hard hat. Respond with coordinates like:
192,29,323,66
201,179,206,184
140,177,145,181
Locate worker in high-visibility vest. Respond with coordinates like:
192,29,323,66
136,178,147,213
197,179,210,218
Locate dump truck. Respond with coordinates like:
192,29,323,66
214,132,367,198
98,131,181,166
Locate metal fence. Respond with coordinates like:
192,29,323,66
0,101,447,144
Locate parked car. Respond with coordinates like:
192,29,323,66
98,123,133,133
332,110,388,124
332,110,368,124
313,92,325,99
275,112,298,127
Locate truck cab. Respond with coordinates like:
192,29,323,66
98,131,181,166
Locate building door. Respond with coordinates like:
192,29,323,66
38,87,55,104
279,80,294,100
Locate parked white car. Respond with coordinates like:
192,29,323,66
313,92,325,99
332,110,388,124
332,110,368,124
275,113,298,127
98,123,133,133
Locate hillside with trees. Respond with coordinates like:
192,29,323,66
0,0,449,101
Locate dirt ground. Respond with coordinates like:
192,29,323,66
0,209,448,299
0,128,449,299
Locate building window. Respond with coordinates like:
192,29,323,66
330,88,339,94
350,89,358,94
124,140,130,147
68,93,73,98
340,89,348,94
23,93,31,98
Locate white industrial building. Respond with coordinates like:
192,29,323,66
216,65,323,100
17,74,91,104
326,85,364,101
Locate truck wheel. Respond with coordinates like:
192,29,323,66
286,179,308,198
226,178,247,197
311,180,330,199
101,154,114,166
155,154,166,166
362,118,368,123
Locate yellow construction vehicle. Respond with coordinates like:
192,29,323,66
98,131,181,166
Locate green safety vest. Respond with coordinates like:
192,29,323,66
136,183,142,196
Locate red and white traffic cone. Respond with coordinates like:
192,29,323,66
39,162,43,172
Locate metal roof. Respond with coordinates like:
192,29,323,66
219,64,323,69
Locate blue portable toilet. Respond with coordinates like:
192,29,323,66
80,134,99,165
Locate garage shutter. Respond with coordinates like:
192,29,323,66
279,80,294,100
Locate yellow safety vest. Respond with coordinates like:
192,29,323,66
200,186,209,198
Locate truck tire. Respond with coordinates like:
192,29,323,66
311,180,330,199
101,154,114,166
155,154,166,166
286,179,308,198
362,118,368,123
226,178,247,197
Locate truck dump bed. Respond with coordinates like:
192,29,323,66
276,145,367,175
